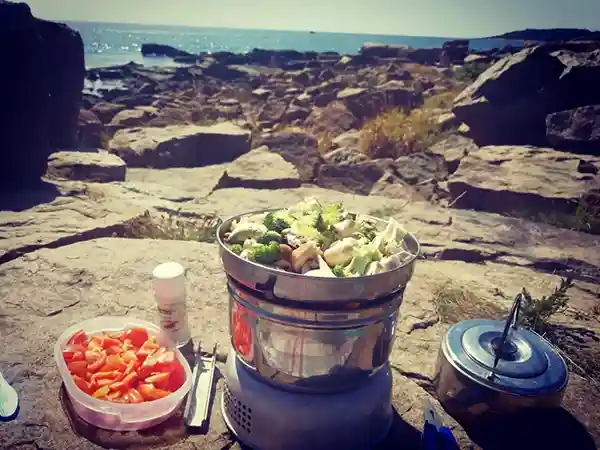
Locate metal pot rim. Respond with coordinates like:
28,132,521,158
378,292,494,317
216,208,421,283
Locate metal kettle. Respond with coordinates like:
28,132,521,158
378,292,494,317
433,292,569,423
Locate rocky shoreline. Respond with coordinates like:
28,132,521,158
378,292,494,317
2,2,600,449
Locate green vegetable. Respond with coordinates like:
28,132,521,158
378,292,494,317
332,264,346,277
257,231,283,244
264,212,290,233
314,213,328,233
321,202,345,227
338,243,382,277
358,221,377,241
247,241,280,264
229,244,243,255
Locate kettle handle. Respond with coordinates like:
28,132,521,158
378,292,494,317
491,292,523,370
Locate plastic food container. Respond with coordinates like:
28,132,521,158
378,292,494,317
54,316,192,431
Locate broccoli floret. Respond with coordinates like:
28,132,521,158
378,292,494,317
321,202,345,227
247,241,280,265
264,212,290,233
332,264,346,277
314,213,328,233
229,244,243,255
257,230,283,245
358,222,377,241
339,244,382,277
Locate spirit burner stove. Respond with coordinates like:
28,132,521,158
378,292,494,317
216,210,421,450
221,348,393,450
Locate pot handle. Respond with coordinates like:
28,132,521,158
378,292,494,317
491,292,523,370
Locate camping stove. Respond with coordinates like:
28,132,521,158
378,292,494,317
216,209,421,450
221,348,394,450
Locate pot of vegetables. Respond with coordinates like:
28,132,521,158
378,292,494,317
217,197,420,393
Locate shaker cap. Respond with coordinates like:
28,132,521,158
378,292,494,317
153,261,186,300
442,293,568,396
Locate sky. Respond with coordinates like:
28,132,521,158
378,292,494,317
23,0,600,38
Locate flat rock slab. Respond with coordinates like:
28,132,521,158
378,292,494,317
447,145,600,217
47,150,127,183
215,146,302,190
108,122,251,168
1,238,599,449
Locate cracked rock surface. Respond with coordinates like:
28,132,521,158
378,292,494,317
1,163,600,449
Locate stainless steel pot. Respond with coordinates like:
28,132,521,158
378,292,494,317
217,209,421,393
434,294,569,423
217,210,420,303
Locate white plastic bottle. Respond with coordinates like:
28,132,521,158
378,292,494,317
152,261,191,347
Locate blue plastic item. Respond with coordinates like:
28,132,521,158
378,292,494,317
422,399,459,450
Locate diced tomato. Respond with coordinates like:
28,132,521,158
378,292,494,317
138,383,170,401
90,370,121,384
100,355,127,372
72,375,92,394
105,345,123,356
124,388,144,404
92,385,111,399
64,326,182,404
67,330,88,346
167,362,186,392
110,371,138,392
122,350,137,363
124,328,149,348
67,360,88,379
107,331,124,340
85,350,103,364
87,354,107,373
145,372,170,387
63,344,87,362
101,337,122,349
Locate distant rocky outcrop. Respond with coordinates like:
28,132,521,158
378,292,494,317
488,28,600,42
141,43,194,58
0,1,84,189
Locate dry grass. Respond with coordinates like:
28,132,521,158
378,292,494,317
358,90,461,160
433,281,505,324
122,210,222,243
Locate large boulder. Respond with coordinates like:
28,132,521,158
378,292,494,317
77,109,106,149
215,146,302,190
337,84,420,123
108,122,251,168
109,107,159,127
546,105,600,155
447,145,600,232
0,2,84,188
304,101,358,136
317,159,397,195
256,132,322,182
46,150,127,182
453,45,600,148
452,46,566,146
90,101,127,124
441,39,469,65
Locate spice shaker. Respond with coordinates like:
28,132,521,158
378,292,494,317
152,261,191,347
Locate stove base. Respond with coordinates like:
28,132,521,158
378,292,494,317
221,349,393,450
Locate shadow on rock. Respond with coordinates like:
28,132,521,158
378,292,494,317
0,181,60,212
466,407,596,450
376,407,423,450
59,384,188,449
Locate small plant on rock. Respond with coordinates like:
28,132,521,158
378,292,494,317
453,62,490,83
123,210,222,243
518,277,574,333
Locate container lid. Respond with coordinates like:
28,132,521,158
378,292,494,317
153,262,186,299
442,293,568,396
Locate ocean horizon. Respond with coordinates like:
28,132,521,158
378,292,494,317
65,20,525,69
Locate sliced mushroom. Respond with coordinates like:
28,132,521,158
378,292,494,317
290,242,321,272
